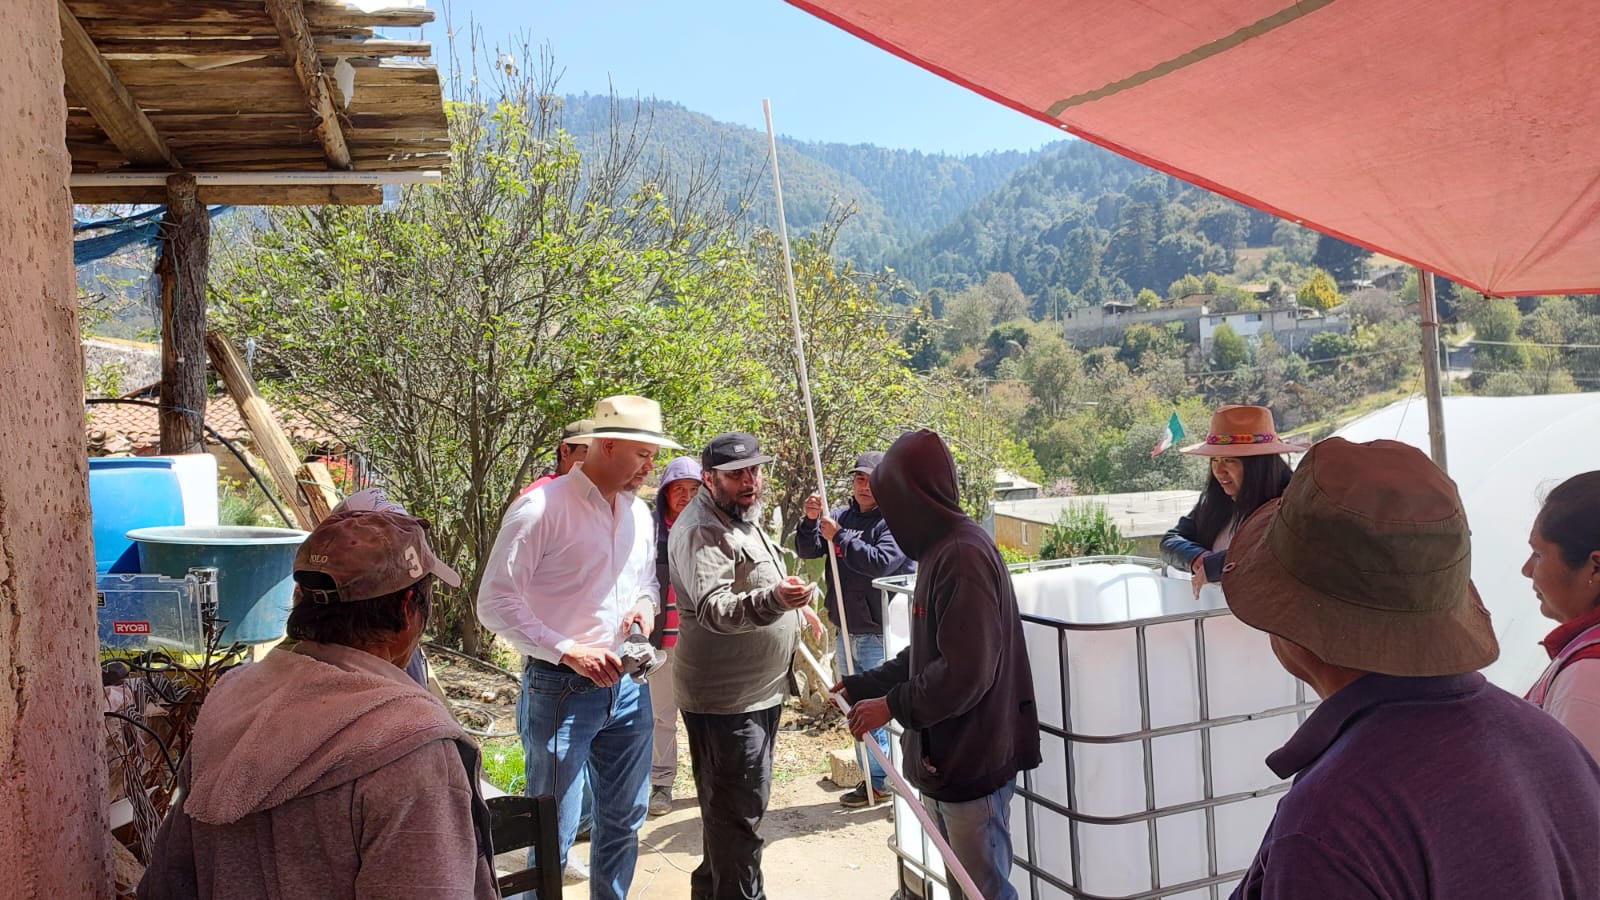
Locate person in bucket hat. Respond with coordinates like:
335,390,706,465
478,394,677,900
1162,405,1305,597
1222,437,1600,900
140,509,497,899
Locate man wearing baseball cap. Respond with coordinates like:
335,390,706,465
796,450,914,807
1221,438,1600,899
669,432,815,899
479,394,679,900
140,509,497,899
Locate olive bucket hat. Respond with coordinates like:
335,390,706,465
1220,437,1498,676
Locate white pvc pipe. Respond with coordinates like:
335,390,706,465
760,99,871,801
69,170,443,187
763,100,983,898
795,639,987,900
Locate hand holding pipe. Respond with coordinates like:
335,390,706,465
793,639,987,900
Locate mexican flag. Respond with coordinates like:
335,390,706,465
1151,411,1185,457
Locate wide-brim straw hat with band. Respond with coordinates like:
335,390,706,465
1220,437,1499,677
574,395,683,449
561,418,596,446
1181,404,1308,457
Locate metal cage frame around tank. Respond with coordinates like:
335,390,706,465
872,556,1318,900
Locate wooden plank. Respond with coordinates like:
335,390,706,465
205,332,316,530
72,183,384,206
305,3,433,28
297,461,341,524
58,0,176,167
157,175,208,455
265,0,353,169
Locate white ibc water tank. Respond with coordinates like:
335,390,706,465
879,560,1312,900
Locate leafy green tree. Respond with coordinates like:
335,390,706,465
1210,323,1250,370
734,221,920,533
1470,297,1531,386
1306,331,1358,371
1311,234,1372,282
940,285,996,353
1119,322,1181,367
1168,273,1205,300
1135,288,1162,310
1297,269,1343,311
211,66,757,651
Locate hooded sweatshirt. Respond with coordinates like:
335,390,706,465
138,641,498,900
651,456,703,650
840,429,1041,803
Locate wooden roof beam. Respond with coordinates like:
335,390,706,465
265,0,352,170
58,0,176,168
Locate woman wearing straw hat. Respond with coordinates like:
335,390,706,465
1161,405,1304,597
1521,471,1600,761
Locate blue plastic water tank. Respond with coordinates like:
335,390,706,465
127,525,309,644
88,457,185,574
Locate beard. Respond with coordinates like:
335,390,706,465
709,480,764,523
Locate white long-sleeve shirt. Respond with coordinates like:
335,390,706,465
476,469,659,664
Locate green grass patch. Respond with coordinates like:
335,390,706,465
482,738,525,793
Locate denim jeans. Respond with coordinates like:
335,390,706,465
836,631,889,788
514,664,653,900
922,779,1019,900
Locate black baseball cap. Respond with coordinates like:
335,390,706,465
702,432,774,471
849,451,884,475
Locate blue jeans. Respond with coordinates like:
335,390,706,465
923,779,1019,900
515,664,653,900
836,631,888,788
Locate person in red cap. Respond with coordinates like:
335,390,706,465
139,509,497,899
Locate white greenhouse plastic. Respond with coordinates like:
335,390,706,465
1333,392,1600,692
879,558,1312,900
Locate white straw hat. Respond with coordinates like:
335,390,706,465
575,395,682,449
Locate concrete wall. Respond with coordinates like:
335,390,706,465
0,1,111,895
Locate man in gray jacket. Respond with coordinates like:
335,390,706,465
669,432,814,900
138,509,498,900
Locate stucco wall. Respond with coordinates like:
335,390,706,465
0,1,111,895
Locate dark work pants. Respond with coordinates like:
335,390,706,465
682,705,782,900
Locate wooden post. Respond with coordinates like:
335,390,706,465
1417,268,1449,473
204,331,316,529
297,460,342,523
157,173,208,454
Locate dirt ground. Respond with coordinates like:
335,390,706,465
429,646,901,900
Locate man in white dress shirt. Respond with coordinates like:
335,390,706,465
478,395,681,900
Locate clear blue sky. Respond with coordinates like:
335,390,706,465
424,0,1065,155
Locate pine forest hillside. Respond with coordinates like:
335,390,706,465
556,94,1042,267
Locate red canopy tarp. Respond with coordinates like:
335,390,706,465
787,0,1600,296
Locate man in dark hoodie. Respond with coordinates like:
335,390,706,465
835,429,1040,900
796,449,914,808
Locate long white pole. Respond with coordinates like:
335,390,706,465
763,100,983,899
794,639,987,900
759,99,869,797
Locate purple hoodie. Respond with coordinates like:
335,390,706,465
652,456,702,648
